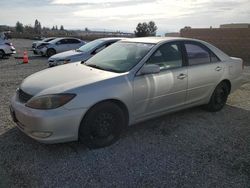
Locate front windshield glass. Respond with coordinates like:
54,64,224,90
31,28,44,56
85,42,154,73
43,38,55,42
77,39,104,52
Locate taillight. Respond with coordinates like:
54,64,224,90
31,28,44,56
5,42,13,46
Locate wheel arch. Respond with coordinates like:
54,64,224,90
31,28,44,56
0,49,5,54
220,79,231,94
0,49,5,58
80,99,130,127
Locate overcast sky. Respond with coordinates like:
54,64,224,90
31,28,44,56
0,0,250,34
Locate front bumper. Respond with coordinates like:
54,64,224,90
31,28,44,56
10,95,87,144
37,47,47,56
5,46,16,55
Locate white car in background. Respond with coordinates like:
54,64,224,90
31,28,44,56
37,37,86,57
32,37,56,54
0,39,16,59
48,38,124,67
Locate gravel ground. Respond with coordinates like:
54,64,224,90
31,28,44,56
0,39,250,188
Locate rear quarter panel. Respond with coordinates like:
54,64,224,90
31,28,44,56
226,57,243,92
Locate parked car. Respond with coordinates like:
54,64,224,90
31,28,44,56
36,37,86,57
32,37,56,54
48,38,124,67
0,39,16,59
10,37,243,148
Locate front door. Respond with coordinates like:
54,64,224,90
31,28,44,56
56,39,70,53
133,42,188,119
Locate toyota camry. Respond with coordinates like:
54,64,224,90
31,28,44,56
10,37,243,148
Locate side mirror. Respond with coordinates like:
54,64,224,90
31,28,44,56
91,50,97,55
140,64,160,75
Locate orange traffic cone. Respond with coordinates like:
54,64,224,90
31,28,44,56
23,51,29,64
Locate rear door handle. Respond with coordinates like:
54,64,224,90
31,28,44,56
177,73,187,80
215,66,222,71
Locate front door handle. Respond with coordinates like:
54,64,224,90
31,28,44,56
215,66,222,71
177,73,187,80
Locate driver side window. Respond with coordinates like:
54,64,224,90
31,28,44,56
147,43,183,70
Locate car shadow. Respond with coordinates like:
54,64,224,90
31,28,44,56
0,105,249,187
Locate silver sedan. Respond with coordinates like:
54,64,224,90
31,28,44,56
10,37,243,148
47,37,124,67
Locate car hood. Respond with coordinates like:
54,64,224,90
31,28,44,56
20,62,121,96
49,50,86,60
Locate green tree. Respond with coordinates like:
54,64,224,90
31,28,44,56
147,21,157,36
15,21,24,33
134,21,157,37
60,25,64,30
34,19,42,34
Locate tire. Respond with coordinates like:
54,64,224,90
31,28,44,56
0,50,5,59
46,48,56,57
79,101,126,149
204,82,229,112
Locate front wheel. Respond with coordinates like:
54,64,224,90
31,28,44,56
46,48,56,57
204,82,229,112
79,102,126,149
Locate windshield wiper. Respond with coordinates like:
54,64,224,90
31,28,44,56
86,64,106,70
86,64,119,73
75,49,83,52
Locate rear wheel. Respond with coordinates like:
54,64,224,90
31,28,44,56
79,102,126,149
46,48,56,57
204,82,229,112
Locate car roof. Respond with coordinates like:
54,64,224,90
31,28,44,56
51,37,81,42
121,37,202,44
49,37,81,43
96,37,127,41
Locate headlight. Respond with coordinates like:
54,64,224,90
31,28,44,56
64,59,71,64
26,94,76,109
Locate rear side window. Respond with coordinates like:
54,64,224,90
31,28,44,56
59,39,68,44
68,39,81,44
185,43,220,65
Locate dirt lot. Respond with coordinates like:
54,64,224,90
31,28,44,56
0,39,250,187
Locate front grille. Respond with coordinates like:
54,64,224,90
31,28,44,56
17,89,33,103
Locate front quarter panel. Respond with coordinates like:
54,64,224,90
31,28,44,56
63,74,134,122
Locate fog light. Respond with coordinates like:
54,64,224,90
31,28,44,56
31,131,52,138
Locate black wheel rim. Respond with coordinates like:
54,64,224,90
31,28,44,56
90,112,117,143
48,50,54,57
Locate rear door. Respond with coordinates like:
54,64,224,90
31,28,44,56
133,42,188,119
184,41,224,104
68,39,82,50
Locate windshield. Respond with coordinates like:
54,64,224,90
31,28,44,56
77,39,104,52
85,42,154,73
43,38,55,42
